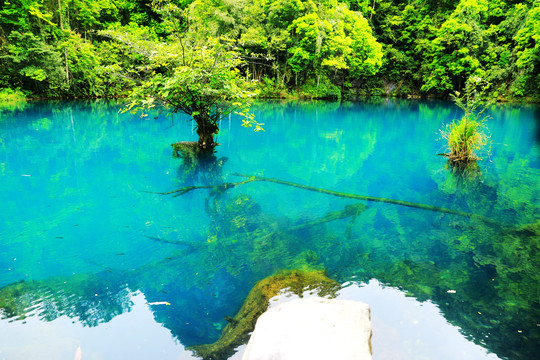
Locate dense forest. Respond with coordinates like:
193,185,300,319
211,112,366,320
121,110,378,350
0,0,539,101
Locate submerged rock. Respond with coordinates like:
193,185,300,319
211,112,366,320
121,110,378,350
189,269,340,360
243,297,372,360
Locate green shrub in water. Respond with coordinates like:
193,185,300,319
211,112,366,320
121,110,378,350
440,76,492,164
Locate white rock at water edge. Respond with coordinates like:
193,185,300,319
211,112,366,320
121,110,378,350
243,297,372,360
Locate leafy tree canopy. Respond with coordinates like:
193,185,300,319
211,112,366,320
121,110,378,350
102,2,262,147
0,0,539,100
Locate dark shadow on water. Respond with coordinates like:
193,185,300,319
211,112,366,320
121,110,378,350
446,160,483,183
173,142,228,187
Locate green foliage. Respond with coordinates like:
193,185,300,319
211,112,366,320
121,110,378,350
0,87,26,103
513,3,540,96
445,116,488,161
2,31,68,96
254,75,291,98
421,0,489,94
186,0,382,97
63,32,102,95
104,17,262,145
0,0,539,99
298,75,341,100
440,76,492,163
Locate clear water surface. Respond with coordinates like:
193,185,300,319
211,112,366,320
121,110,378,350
0,99,538,359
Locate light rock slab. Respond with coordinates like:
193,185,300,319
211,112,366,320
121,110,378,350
243,297,372,360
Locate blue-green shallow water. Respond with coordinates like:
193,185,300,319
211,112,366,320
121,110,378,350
0,99,538,359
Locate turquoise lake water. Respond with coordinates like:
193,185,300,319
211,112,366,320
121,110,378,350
0,99,538,359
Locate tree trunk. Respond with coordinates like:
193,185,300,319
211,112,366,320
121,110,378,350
195,116,219,148
58,0,69,85
197,127,215,148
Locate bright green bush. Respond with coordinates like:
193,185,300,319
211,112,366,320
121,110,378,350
255,76,291,99
298,76,341,100
0,88,27,103
440,76,492,163
446,116,487,161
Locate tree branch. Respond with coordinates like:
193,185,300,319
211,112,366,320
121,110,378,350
144,178,258,197
231,174,502,226
149,174,501,226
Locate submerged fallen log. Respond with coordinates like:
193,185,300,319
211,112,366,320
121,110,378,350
232,174,500,226
150,173,501,226
145,178,258,197
289,203,368,231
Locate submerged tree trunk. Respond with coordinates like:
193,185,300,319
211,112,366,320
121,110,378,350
194,115,219,148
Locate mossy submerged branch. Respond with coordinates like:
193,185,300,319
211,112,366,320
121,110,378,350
144,178,258,197
288,203,368,231
153,173,500,226
234,174,502,226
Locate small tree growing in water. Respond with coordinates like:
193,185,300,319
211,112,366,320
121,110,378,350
440,76,492,165
103,2,263,151
125,36,263,149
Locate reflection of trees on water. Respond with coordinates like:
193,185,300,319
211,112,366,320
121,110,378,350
173,142,228,187
0,188,366,342
0,272,133,327
337,174,540,360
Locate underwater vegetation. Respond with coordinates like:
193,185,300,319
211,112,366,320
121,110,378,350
0,177,538,359
144,167,540,360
